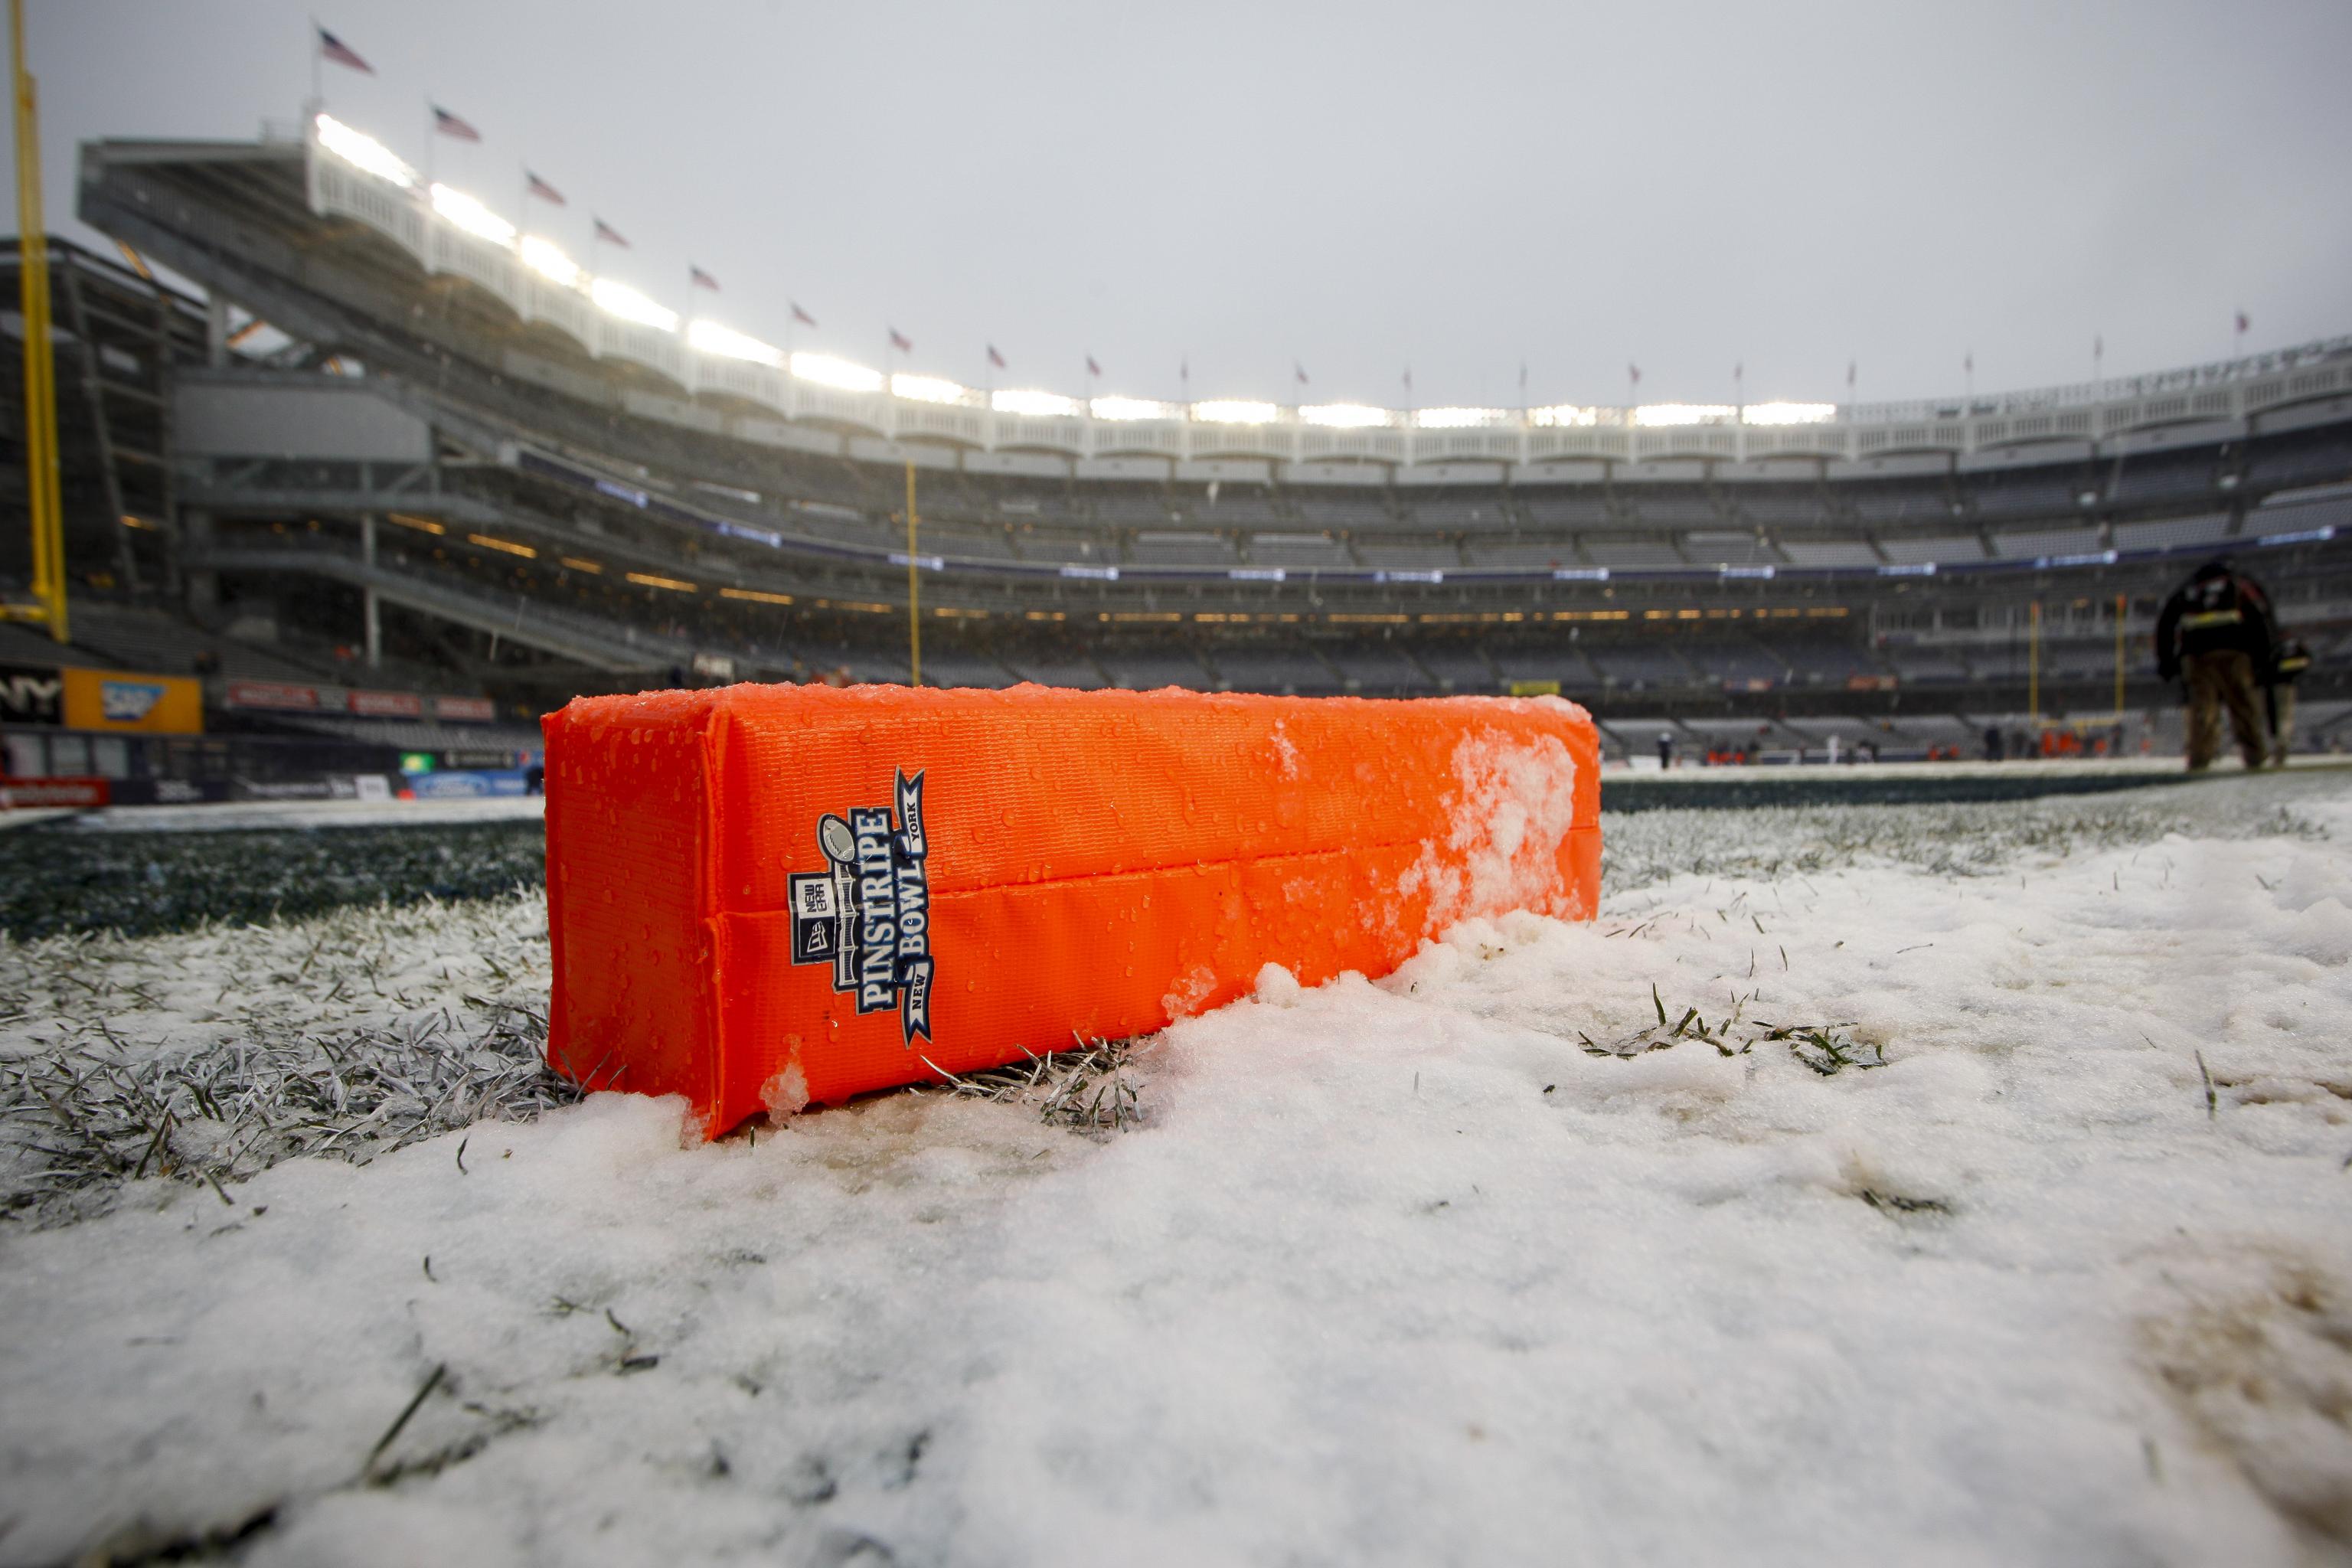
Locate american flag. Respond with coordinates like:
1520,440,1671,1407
526,172,565,206
690,265,720,292
987,344,1005,369
432,106,482,143
317,27,373,74
1628,362,1641,386
790,301,816,327
1847,360,1857,388
889,327,913,353
1403,366,1413,392
1086,354,1102,377
593,217,629,248
2236,310,2250,335
1294,362,1308,386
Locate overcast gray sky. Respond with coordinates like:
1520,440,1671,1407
17,0,2352,410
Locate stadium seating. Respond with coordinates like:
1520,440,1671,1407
1097,648,1215,691
2112,514,2232,553
1214,645,1342,694
1413,644,1502,694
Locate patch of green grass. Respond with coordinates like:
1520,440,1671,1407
0,821,546,940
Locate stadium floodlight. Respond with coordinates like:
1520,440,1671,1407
429,184,516,249
1633,403,1736,427
519,236,582,288
993,389,1083,417
790,352,884,393
891,374,974,406
314,113,416,188
589,278,679,333
1090,396,1181,422
1299,403,1397,429
1528,404,1601,427
1741,401,1838,426
1413,407,1508,429
1191,400,1279,426
688,319,784,368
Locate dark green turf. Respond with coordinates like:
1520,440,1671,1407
1599,767,2203,814
0,819,547,941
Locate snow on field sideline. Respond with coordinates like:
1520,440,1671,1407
2,777,2350,1564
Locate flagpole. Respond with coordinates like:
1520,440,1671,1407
307,15,321,117
905,462,921,688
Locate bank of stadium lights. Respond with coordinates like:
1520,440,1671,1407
1192,400,1279,426
1414,407,1509,429
1090,396,1182,422
890,374,979,407
1528,404,1602,428
428,185,516,248
1298,404,1398,429
1740,401,1838,426
687,319,784,369
994,389,1084,418
588,278,678,333
1633,403,1736,427
315,114,415,188
519,236,582,288
790,352,884,394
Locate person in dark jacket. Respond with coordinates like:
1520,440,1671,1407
2268,636,2312,766
2154,557,2278,772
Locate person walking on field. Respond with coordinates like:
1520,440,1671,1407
2154,557,2278,772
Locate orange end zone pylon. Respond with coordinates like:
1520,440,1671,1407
543,683,1601,1136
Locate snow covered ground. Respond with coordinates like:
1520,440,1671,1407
4,773,2350,1565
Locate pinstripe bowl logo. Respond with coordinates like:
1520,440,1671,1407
788,769,934,1046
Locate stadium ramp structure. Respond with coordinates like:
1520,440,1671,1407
544,683,1600,1136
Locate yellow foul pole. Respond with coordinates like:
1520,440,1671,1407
904,461,921,687
2027,599,2040,734
11,0,64,642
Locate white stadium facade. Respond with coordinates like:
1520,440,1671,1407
8,110,2352,778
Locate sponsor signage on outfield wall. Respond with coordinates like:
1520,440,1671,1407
60,668,205,735
223,681,498,724
1,776,111,808
0,663,64,726
350,689,424,718
226,681,323,711
408,769,531,799
2,665,203,734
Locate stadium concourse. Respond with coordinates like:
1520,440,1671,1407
0,114,2341,795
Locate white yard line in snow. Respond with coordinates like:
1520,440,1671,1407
0,782,2348,1564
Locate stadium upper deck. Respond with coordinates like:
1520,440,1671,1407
44,116,2352,727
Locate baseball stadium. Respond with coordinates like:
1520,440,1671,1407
0,106,2341,796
